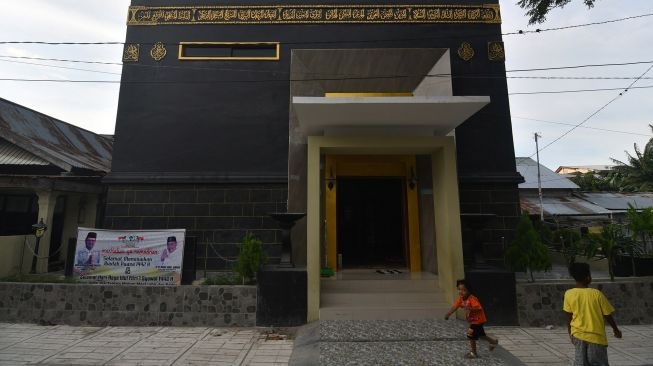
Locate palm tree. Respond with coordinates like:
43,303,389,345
624,204,653,276
586,224,631,281
611,125,653,192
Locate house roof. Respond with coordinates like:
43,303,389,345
520,193,611,216
575,192,653,211
0,138,49,165
555,165,614,173
0,97,112,173
516,157,579,190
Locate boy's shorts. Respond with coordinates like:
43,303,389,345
466,324,486,340
572,337,608,366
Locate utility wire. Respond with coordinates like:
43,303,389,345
0,12,650,46
509,85,653,95
512,116,653,137
502,12,653,35
0,58,122,76
2,77,653,97
529,64,653,157
1,54,652,78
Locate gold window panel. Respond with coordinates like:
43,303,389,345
178,42,280,61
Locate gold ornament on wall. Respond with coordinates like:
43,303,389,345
488,41,505,61
457,42,474,61
127,4,502,26
122,44,140,62
150,42,167,61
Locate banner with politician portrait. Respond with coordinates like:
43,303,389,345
74,228,186,285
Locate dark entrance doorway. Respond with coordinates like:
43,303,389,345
337,177,405,268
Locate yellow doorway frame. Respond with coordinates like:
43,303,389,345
307,136,465,322
324,155,421,273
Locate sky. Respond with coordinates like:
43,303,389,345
0,0,651,170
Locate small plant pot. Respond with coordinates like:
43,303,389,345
320,267,334,277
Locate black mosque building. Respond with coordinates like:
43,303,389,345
104,0,523,324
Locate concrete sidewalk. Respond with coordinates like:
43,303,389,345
0,323,292,366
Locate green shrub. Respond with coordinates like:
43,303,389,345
202,274,239,285
505,214,552,282
551,228,584,265
233,232,267,285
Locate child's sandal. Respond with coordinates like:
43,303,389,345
464,352,478,359
489,340,498,351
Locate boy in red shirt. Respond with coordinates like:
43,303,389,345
445,279,498,358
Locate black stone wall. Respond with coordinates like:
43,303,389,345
103,184,288,270
459,182,521,265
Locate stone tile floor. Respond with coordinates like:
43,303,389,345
487,325,653,366
1,322,652,365
0,323,292,366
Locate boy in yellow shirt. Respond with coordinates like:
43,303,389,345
564,262,622,366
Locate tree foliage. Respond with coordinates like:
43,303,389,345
569,172,620,192
611,126,653,192
517,0,597,24
626,204,653,256
505,214,552,281
550,228,584,265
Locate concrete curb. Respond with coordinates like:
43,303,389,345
289,321,320,366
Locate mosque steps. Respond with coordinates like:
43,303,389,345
320,273,450,320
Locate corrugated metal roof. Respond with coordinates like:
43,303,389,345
521,194,611,216
575,192,653,211
0,138,49,165
0,97,111,172
516,157,579,190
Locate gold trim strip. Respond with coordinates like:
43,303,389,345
325,92,413,97
128,4,501,25
178,42,280,61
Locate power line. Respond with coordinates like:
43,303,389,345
0,12,650,46
509,85,653,95
503,12,653,35
0,55,121,66
2,57,653,83
529,64,653,157
2,76,653,93
512,116,653,137
2,54,652,78
508,61,653,73
0,58,121,76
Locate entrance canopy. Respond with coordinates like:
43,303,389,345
291,48,490,136
293,95,490,136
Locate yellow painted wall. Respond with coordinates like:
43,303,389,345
0,235,31,277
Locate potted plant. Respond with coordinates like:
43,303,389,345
505,214,552,282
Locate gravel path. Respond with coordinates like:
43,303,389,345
314,320,522,366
